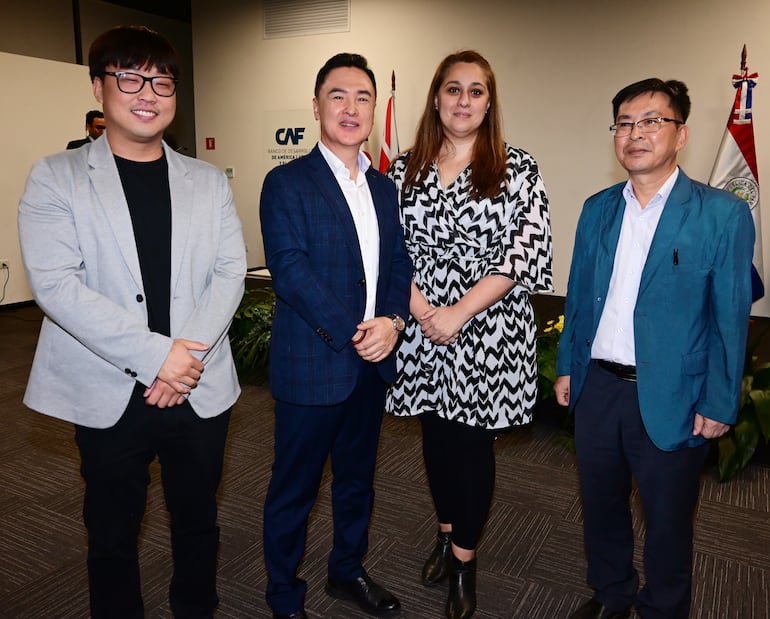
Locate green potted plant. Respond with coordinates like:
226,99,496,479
715,326,770,481
535,314,574,448
228,287,276,384
536,314,563,398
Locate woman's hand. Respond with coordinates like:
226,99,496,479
418,306,463,345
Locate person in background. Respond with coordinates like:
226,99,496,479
19,25,246,618
260,52,412,619
385,50,553,619
555,78,754,619
66,109,106,149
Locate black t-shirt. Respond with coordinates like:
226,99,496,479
115,154,172,337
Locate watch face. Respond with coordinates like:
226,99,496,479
389,314,404,332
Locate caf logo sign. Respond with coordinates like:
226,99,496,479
725,176,759,210
275,127,306,145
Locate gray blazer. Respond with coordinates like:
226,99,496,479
18,135,246,428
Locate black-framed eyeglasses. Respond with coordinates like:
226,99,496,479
102,71,178,97
609,117,683,137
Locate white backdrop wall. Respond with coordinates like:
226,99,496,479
191,0,770,316
0,53,94,306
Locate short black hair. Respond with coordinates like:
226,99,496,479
85,110,104,125
88,25,180,81
612,78,691,122
314,53,376,98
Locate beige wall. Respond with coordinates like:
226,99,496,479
0,0,75,62
0,53,94,305
191,0,770,317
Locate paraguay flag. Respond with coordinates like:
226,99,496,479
709,45,764,302
378,71,399,173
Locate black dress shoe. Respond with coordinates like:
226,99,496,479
326,573,401,616
422,530,452,586
568,598,631,619
273,612,308,619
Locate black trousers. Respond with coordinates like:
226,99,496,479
420,412,496,551
574,361,708,619
75,384,231,618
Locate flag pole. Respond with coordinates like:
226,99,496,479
378,71,399,173
741,44,747,74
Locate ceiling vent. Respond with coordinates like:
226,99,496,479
264,0,351,39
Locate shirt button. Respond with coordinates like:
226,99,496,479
136,294,144,303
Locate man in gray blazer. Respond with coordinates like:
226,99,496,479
18,26,246,618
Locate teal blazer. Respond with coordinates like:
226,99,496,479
556,170,754,450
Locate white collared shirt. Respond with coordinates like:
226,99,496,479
317,141,380,320
591,167,680,365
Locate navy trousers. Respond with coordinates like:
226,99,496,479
574,361,708,619
75,384,231,619
263,363,387,615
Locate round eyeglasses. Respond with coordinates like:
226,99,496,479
102,71,178,97
609,117,683,138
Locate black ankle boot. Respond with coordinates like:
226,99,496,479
422,530,452,586
446,554,476,619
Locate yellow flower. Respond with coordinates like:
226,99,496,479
543,315,564,334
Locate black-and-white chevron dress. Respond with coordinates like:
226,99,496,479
385,144,553,430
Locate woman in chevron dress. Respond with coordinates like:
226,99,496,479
385,50,552,619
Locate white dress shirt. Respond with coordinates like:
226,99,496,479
318,141,380,320
591,167,679,365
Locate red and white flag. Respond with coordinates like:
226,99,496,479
378,71,399,173
709,45,764,301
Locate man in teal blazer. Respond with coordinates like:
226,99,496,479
556,79,754,619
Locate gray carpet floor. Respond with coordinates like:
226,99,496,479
1,303,768,618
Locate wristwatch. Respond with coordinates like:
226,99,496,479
387,313,406,333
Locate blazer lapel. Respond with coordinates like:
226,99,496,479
166,145,193,297
593,185,626,302
597,186,626,261
638,172,693,295
307,146,364,268
87,136,144,290
366,168,391,297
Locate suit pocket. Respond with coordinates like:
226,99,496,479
682,350,708,375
